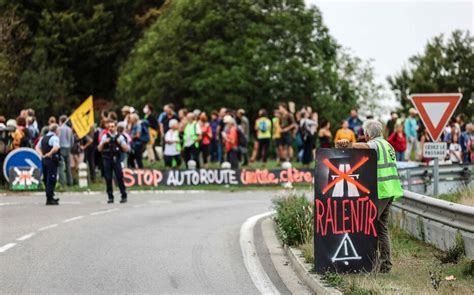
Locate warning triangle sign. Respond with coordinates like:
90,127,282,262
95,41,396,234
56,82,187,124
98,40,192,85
410,93,462,142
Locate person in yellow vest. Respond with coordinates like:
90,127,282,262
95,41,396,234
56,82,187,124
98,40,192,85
336,119,403,273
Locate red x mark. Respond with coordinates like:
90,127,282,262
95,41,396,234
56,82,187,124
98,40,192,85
322,156,370,195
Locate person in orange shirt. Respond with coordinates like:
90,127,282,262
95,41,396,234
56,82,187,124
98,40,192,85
334,120,356,144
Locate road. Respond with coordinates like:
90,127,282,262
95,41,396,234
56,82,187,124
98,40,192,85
0,190,311,294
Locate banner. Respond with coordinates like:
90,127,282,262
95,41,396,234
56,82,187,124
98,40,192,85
314,149,378,273
123,168,314,187
70,95,94,138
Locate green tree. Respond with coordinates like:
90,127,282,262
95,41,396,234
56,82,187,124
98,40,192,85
388,30,474,118
0,0,165,122
117,0,361,124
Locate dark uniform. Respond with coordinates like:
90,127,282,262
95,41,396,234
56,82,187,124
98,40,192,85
100,132,127,203
40,132,61,205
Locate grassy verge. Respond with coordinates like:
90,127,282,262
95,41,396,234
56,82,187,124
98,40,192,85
438,187,474,206
273,192,474,294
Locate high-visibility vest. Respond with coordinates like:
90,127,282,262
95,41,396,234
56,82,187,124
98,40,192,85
371,138,404,200
184,121,199,148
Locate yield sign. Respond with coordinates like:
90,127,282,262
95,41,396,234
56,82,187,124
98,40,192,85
410,93,462,141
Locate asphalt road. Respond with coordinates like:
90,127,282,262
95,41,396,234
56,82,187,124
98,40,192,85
0,190,311,294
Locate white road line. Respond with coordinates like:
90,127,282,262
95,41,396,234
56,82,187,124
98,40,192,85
133,204,146,208
63,216,84,223
240,211,280,295
38,224,58,231
0,243,17,253
90,208,119,216
60,202,82,204
17,233,36,241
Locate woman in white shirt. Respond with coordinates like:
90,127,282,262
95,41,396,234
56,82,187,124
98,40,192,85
164,119,182,168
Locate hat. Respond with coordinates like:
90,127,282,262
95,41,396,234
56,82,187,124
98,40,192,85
169,119,178,128
223,115,234,124
237,109,246,115
121,106,131,113
6,119,16,127
409,108,417,114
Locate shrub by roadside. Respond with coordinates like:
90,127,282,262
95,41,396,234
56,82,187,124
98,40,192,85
273,191,474,294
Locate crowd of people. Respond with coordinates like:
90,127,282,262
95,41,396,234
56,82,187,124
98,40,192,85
0,104,473,186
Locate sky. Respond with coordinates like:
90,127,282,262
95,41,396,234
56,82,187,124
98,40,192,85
305,0,473,84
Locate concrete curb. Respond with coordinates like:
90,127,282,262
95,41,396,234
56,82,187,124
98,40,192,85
283,244,342,295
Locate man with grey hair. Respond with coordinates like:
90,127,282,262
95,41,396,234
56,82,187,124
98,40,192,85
36,123,61,205
336,119,403,273
183,112,202,169
58,115,74,186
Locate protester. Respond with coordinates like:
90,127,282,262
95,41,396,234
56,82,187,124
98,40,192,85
278,103,297,162
272,110,282,160
143,103,158,162
336,119,403,273
236,109,249,166
404,108,418,161
128,113,145,168
58,115,74,186
318,120,332,148
334,120,356,144
199,112,212,168
183,112,202,169
216,108,227,163
419,129,432,164
347,109,363,135
388,124,407,161
223,115,239,169
385,112,398,137
98,120,129,203
447,132,462,163
164,119,182,168
160,104,178,145
300,109,317,166
254,109,272,163
12,116,31,149
467,123,474,163
209,111,219,162
35,123,61,205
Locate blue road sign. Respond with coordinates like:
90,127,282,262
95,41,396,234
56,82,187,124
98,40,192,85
3,148,42,182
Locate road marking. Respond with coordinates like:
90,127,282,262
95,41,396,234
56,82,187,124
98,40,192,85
90,208,119,215
63,216,84,223
133,204,146,208
0,202,17,206
240,211,280,295
17,233,36,241
60,201,82,204
38,224,58,231
0,243,17,253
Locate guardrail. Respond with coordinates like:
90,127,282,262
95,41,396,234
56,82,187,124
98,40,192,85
390,190,474,258
398,163,473,194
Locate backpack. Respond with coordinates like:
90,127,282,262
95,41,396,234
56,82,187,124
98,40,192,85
139,121,150,144
258,119,268,133
237,126,248,148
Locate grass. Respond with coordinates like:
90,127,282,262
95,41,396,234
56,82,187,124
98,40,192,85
295,224,474,294
438,187,474,206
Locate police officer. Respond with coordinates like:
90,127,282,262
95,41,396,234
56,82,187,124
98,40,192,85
336,119,403,273
35,123,61,205
98,120,129,203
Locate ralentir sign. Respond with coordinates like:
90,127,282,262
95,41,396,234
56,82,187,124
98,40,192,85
314,149,378,273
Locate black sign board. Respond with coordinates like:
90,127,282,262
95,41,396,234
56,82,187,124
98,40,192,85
314,149,378,273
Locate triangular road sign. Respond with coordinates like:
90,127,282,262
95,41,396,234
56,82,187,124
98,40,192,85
409,93,462,142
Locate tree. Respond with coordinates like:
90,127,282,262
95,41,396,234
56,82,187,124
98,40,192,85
388,30,474,118
0,0,166,122
117,0,362,124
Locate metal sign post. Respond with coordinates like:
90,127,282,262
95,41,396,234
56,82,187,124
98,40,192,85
423,142,446,197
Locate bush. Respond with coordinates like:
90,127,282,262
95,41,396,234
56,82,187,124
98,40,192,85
273,192,313,246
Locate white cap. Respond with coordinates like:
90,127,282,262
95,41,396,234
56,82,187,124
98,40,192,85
223,115,234,124
169,119,178,128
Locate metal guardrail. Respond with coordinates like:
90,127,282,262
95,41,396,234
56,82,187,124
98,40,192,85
398,163,473,192
391,189,474,258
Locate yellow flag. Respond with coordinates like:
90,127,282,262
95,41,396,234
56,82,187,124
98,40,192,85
70,95,94,138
